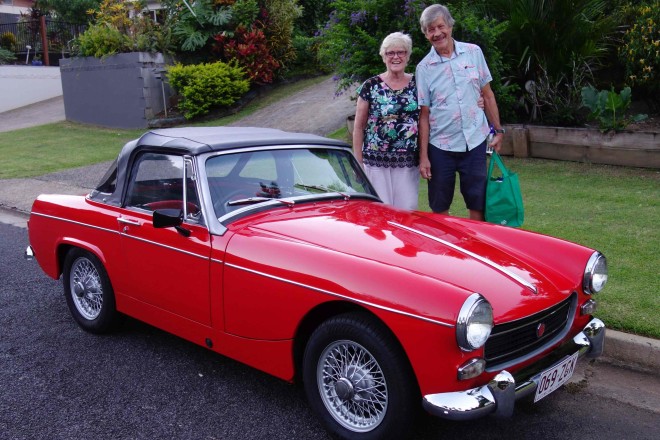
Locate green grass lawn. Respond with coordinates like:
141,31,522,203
2,83,658,339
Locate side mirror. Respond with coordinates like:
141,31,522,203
153,208,183,228
153,209,191,237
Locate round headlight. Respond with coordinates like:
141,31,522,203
583,252,608,294
456,293,493,351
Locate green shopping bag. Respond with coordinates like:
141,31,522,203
485,152,524,227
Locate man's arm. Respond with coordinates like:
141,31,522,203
481,82,504,152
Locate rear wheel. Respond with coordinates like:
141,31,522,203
63,248,120,333
302,312,418,440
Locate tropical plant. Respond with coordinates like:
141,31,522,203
581,85,648,132
161,0,232,52
618,1,660,110
295,0,333,36
0,47,16,64
490,0,616,79
73,0,172,56
167,61,251,119
0,32,16,51
213,26,280,84
523,59,594,126
75,22,130,57
262,0,303,71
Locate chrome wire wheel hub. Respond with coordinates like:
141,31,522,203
317,340,388,432
69,258,103,320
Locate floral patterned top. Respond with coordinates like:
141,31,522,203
357,75,419,168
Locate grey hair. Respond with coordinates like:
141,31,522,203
419,4,455,33
379,32,413,57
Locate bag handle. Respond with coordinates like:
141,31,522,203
487,151,510,178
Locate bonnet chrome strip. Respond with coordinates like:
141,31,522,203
389,221,538,294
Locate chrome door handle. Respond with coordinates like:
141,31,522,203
117,217,141,226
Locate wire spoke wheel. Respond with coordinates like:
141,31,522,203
317,340,388,432
69,257,104,320
63,248,120,333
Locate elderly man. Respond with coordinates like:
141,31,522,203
416,4,505,220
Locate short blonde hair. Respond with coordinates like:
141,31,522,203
379,32,413,58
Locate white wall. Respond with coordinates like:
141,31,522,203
0,66,62,113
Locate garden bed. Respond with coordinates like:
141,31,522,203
503,124,660,169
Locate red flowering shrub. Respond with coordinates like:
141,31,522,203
213,26,280,84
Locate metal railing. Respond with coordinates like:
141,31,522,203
0,19,86,56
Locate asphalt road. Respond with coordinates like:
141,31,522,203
1,221,658,440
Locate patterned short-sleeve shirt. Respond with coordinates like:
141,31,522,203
416,40,492,152
357,75,419,168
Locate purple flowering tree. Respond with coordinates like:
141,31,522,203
316,0,428,94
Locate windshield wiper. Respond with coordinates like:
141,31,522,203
227,197,295,207
295,184,351,200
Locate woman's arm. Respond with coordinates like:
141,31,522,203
352,97,369,165
419,105,431,179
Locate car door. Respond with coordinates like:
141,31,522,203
117,152,212,325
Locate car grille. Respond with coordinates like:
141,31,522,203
484,294,576,368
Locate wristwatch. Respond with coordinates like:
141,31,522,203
494,128,506,134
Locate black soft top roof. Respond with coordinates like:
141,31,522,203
134,126,350,154
89,127,351,207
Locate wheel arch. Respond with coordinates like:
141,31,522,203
292,301,421,395
56,239,108,278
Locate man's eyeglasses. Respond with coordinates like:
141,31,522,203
385,50,407,58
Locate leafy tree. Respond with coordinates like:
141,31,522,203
316,0,427,93
316,0,516,121
34,0,102,24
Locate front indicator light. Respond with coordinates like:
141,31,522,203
581,299,597,316
457,358,486,380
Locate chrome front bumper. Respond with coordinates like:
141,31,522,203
422,318,605,421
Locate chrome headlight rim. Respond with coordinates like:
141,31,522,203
456,293,493,352
583,251,608,295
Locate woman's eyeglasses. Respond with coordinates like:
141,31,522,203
385,51,407,58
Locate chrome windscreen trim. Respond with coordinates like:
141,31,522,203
30,212,119,235
389,221,538,294
226,262,454,328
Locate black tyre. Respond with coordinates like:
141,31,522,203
302,312,419,440
62,248,120,333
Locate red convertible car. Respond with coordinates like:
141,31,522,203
26,127,607,439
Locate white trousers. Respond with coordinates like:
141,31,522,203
364,165,420,210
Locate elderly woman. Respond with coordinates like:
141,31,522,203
352,32,420,210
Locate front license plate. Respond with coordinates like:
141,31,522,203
534,352,579,402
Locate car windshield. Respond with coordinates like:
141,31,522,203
205,147,377,218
